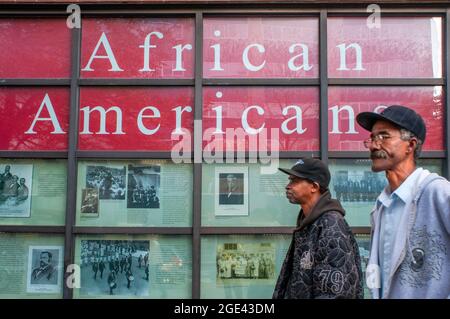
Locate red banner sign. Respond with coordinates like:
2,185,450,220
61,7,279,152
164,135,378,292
0,19,71,78
0,88,69,150
328,86,444,151
78,87,194,151
202,87,320,152
203,17,319,78
328,17,442,78
81,18,195,79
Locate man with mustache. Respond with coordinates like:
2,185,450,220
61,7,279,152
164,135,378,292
356,105,450,299
273,158,363,299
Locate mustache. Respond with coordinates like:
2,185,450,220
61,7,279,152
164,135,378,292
371,150,388,159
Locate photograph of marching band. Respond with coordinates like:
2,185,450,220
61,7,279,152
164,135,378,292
127,165,160,209
0,164,33,218
85,165,126,200
216,242,275,284
80,240,150,297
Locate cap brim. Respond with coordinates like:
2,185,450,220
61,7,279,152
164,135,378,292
278,168,310,180
356,112,388,132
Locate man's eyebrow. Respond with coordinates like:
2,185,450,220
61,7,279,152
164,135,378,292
370,130,391,137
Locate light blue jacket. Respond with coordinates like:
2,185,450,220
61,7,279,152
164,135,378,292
367,169,450,299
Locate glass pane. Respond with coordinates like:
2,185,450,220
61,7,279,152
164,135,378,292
329,159,443,226
204,16,319,78
0,19,71,78
328,86,444,151
201,160,299,227
355,234,371,299
0,88,69,151
81,18,195,79
78,87,193,151
201,234,291,298
203,87,320,152
74,235,191,299
76,160,192,227
0,159,66,225
328,17,442,78
0,233,64,298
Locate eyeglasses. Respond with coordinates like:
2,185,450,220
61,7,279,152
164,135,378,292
363,134,393,148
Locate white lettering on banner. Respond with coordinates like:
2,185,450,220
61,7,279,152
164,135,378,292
242,44,266,72
281,105,308,134
288,44,313,71
210,30,224,71
172,44,193,72
25,93,66,135
23,95,380,143
139,31,164,72
336,43,366,71
374,105,388,113
80,106,125,135
329,105,358,134
172,106,192,135
82,32,123,72
242,105,265,134
137,106,161,135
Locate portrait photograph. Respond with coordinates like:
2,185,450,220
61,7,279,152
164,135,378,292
80,240,150,297
27,246,63,293
86,165,126,200
216,242,275,284
127,165,161,209
80,188,99,217
214,166,248,216
0,164,33,218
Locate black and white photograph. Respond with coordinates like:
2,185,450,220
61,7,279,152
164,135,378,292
86,165,126,200
80,240,150,297
215,167,248,216
0,164,33,218
127,165,160,209
26,246,63,293
332,170,385,203
81,188,99,217
356,234,371,298
216,242,275,284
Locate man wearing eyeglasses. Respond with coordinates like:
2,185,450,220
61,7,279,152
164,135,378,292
356,105,450,299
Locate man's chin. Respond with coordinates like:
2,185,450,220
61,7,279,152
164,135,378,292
370,158,387,172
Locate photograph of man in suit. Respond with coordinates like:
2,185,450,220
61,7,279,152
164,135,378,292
219,173,244,205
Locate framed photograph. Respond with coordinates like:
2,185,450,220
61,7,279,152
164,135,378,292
0,164,33,218
214,166,248,216
216,242,275,284
80,240,150,297
127,165,161,209
81,188,99,217
26,246,63,294
85,165,126,200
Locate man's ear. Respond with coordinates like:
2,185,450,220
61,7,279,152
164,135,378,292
407,138,417,154
311,182,321,193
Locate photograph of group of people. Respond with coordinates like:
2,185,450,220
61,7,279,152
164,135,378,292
0,164,33,218
81,164,161,217
216,242,275,283
127,165,160,209
80,240,150,297
332,170,386,203
27,246,63,294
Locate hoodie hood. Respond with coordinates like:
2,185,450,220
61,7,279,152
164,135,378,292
296,190,345,231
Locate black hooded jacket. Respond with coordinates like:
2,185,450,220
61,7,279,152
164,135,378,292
273,190,363,299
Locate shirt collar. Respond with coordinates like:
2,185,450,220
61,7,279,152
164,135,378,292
377,167,423,207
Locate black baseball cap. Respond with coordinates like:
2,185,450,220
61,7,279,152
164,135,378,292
278,158,331,190
356,105,426,142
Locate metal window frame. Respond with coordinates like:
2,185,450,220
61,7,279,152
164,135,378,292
0,5,448,300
